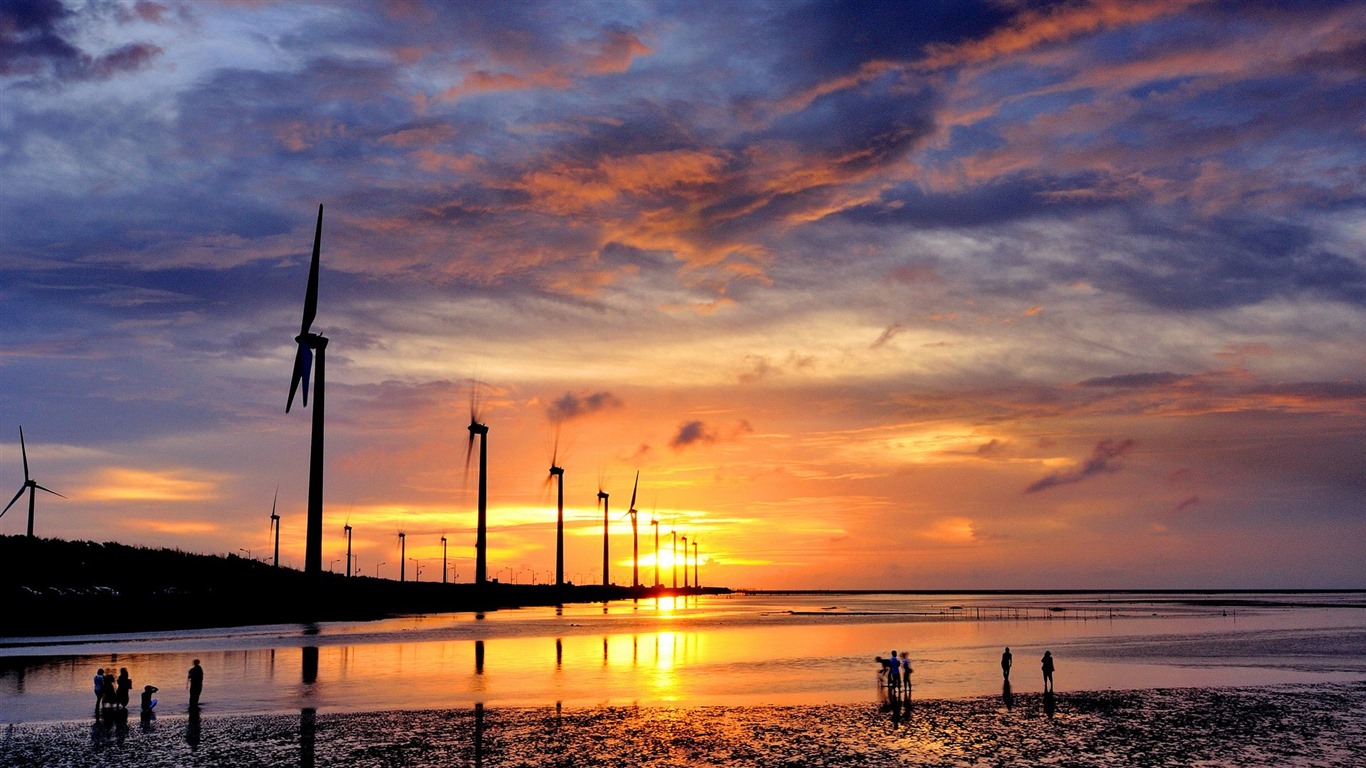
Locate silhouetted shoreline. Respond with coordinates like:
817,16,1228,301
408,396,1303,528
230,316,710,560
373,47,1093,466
2,683,1362,767
0,535,730,639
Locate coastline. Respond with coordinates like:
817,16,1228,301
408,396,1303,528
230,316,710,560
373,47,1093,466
3,681,1363,767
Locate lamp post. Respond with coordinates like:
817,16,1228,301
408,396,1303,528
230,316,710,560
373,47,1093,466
376,561,385,578
410,557,423,582
330,558,340,573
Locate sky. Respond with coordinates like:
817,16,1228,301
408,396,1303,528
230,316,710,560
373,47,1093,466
2,0,1364,590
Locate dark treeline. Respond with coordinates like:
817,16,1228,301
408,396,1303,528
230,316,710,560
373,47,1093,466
0,535,729,639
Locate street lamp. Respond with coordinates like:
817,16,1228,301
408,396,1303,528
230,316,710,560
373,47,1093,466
330,558,340,573
376,561,386,578
410,557,423,582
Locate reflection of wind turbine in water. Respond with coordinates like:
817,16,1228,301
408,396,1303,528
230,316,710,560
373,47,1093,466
465,386,489,585
596,481,610,587
2,427,64,538
546,434,565,587
285,204,328,580
621,472,640,588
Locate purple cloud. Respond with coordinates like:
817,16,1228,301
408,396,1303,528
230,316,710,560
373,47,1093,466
670,420,716,451
1025,439,1136,494
547,391,622,423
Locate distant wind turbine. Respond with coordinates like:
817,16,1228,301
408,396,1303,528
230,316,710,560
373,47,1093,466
597,483,610,586
465,386,489,585
344,520,353,578
681,535,689,588
693,539,699,589
670,529,678,588
269,487,281,567
2,427,64,538
650,510,660,588
398,531,407,582
547,438,565,587
286,204,328,580
621,471,640,588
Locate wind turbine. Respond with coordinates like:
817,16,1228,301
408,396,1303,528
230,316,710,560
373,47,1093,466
344,520,353,578
465,386,489,585
286,203,328,580
681,535,689,588
547,440,565,587
441,533,448,584
693,539,699,589
621,471,640,588
398,531,407,582
670,529,678,588
597,483,610,586
2,427,64,538
269,487,281,567
650,510,660,588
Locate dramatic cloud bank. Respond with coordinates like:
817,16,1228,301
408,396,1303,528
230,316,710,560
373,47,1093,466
2,0,1364,588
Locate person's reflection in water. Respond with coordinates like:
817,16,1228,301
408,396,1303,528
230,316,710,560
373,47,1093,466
1002,679,1014,711
475,640,485,675
474,702,485,768
300,707,317,768
1043,690,1056,719
185,708,201,750
302,646,319,685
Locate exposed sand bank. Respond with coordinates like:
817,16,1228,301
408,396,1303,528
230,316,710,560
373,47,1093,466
2,682,1362,767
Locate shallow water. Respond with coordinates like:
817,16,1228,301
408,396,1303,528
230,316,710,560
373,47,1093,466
2,592,1363,725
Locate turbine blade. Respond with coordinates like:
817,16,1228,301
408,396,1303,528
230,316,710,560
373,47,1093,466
34,483,64,499
628,471,639,511
287,343,307,412
300,204,322,336
1,486,25,517
19,426,30,482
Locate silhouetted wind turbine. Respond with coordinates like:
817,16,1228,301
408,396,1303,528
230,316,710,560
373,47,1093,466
681,535,689,588
465,386,489,585
621,471,640,588
441,533,448,584
547,438,565,587
286,204,328,580
693,539,699,589
597,483,610,586
670,529,678,588
2,427,64,538
398,531,407,582
650,509,660,588
344,520,353,578
269,487,281,567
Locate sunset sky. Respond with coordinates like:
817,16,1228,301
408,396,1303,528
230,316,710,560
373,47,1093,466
2,0,1364,589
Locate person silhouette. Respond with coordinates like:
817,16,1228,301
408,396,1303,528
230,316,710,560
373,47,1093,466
900,651,912,692
93,668,105,711
102,670,116,710
1001,647,1012,680
1041,650,1055,693
116,668,132,709
187,659,204,709
887,651,902,695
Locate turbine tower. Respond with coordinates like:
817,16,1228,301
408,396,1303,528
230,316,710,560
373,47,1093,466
2,427,64,538
286,204,328,580
398,531,407,582
269,488,281,567
650,513,660,588
693,539,699,589
670,529,678,588
548,449,565,587
465,389,489,585
681,535,689,588
621,472,640,588
344,522,353,577
597,485,610,586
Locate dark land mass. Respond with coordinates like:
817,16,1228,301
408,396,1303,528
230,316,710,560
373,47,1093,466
0,535,730,640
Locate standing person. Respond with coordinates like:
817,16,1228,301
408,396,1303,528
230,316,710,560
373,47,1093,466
887,651,902,695
901,651,912,692
93,668,106,710
1001,647,1013,680
102,670,116,710
1041,650,1055,692
116,668,132,709
187,659,204,709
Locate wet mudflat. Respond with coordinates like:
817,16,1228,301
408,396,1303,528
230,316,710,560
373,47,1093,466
2,681,1362,767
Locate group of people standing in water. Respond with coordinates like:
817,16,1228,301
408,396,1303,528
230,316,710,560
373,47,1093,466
92,667,139,711
877,646,1057,695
